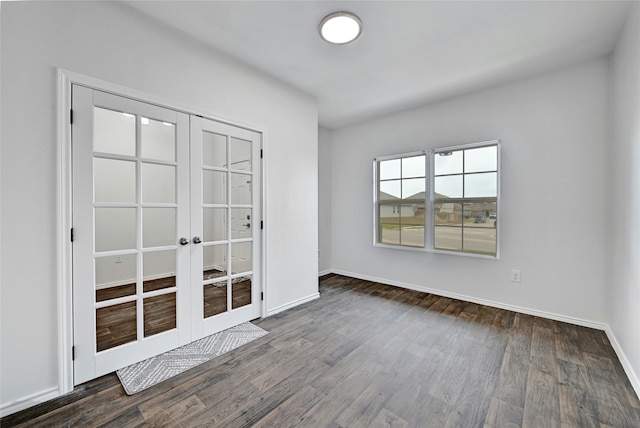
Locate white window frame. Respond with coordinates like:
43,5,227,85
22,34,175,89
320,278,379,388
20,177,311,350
373,140,500,259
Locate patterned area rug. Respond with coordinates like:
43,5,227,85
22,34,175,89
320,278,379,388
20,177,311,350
116,322,268,395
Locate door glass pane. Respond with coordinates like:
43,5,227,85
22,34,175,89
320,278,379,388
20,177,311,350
232,276,251,309
203,132,227,168
141,118,175,162
435,175,462,198
434,150,463,175
464,172,497,198
230,137,251,171
96,301,137,352
204,281,227,318
465,146,497,173
401,178,425,200
95,208,136,252
401,155,425,178
203,208,227,242
142,163,176,203
379,159,400,180
203,170,226,204
95,254,137,302
204,244,227,279
94,158,135,203
231,242,252,274
143,208,175,248
379,180,400,200
94,107,135,156
230,173,251,205
143,250,176,292
435,226,462,251
143,293,177,337
231,208,252,239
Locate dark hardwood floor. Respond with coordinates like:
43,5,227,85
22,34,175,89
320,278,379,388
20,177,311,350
3,274,639,427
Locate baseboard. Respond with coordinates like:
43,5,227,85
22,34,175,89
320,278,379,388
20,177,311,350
0,386,60,418
604,326,640,400
318,269,332,277
330,269,607,330
266,292,320,317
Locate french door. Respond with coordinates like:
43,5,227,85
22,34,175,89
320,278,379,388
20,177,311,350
72,85,261,384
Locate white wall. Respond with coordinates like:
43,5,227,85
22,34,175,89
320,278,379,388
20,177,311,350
329,58,610,325
610,2,640,395
0,1,318,413
318,126,333,274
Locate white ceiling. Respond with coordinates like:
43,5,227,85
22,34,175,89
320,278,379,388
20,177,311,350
126,1,631,129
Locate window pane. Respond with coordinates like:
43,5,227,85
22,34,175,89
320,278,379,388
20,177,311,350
463,228,496,256
435,226,462,251
465,146,497,173
231,242,252,274
143,293,176,337
141,118,175,162
434,150,462,176
380,159,401,180
464,172,497,197
143,250,176,292
435,202,463,226
401,178,425,200
465,201,497,229
379,180,401,200
379,205,400,245
435,175,462,198
399,203,424,247
402,155,425,178
230,173,251,205
204,244,227,278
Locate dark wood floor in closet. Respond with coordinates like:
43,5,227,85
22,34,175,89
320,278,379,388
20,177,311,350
3,274,639,427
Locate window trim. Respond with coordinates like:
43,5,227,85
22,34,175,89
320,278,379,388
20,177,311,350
373,140,500,259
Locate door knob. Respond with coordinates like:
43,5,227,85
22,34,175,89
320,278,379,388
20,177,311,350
179,237,189,246
193,236,202,244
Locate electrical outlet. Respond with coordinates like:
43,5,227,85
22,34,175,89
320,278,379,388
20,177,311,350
510,269,521,283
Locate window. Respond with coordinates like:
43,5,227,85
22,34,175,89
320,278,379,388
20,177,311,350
374,152,427,248
374,141,500,257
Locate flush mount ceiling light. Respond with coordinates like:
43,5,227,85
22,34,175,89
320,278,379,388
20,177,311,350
319,11,362,44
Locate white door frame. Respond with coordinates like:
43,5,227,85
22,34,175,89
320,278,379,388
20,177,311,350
56,68,267,395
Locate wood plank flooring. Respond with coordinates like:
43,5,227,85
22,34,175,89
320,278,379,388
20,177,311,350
3,274,639,427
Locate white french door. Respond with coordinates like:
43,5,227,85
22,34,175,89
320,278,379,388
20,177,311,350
72,85,262,385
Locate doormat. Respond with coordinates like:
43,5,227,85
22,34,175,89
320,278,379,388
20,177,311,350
116,322,268,395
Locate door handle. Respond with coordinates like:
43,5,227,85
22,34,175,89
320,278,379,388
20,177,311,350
193,236,202,244
179,237,189,246
243,223,251,228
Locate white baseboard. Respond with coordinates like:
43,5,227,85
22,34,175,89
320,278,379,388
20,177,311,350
318,269,333,277
604,326,640,400
331,269,606,329
0,386,60,418
266,292,320,317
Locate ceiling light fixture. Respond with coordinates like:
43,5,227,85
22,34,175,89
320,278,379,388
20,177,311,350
319,11,362,44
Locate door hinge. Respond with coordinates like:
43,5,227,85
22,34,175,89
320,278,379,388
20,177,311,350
70,109,74,125
72,346,75,361
260,149,263,159
260,221,264,230
261,292,264,301
70,228,74,242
